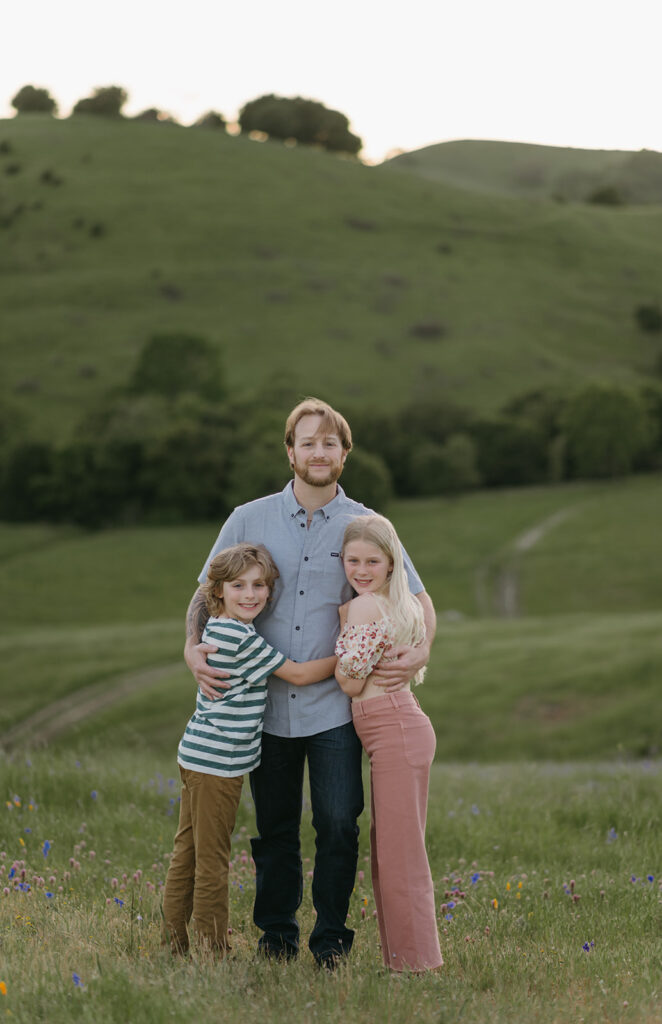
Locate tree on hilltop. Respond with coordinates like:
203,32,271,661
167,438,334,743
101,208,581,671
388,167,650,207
72,86,128,117
11,85,58,115
239,94,362,155
193,111,227,131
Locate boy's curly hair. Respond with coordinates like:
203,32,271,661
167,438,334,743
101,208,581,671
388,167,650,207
201,543,279,617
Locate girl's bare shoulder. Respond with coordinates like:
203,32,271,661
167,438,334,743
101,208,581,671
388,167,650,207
347,593,384,625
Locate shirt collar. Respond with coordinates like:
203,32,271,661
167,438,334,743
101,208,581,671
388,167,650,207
281,480,348,519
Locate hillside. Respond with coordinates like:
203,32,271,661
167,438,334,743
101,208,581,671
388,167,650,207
1,117,662,442
383,138,662,203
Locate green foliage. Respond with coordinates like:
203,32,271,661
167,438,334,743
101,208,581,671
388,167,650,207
562,384,652,478
239,94,362,154
132,108,177,124
338,446,392,512
586,185,625,206
193,111,227,131
410,433,481,496
72,86,128,117
11,84,57,115
634,302,662,332
470,418,548,486
128,332,225,403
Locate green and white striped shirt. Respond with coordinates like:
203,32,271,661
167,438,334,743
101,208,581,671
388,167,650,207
177,618,286,778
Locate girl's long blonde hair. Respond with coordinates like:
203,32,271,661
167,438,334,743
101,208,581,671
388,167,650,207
341,515,426,685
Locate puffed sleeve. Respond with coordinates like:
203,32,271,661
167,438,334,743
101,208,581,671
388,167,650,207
335,621,391,680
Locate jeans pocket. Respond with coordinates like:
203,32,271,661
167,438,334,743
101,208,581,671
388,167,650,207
399,717,435,769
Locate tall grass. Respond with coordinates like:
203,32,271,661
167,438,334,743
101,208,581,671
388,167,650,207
1,752,659,1022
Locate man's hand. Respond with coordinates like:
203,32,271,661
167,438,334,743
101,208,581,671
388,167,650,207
370,642,430,693
184,640,232,700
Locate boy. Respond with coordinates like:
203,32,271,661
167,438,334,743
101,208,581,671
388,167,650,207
162,542,337,955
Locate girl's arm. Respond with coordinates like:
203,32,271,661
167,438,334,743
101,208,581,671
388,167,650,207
274,655,337,687
335,594,383,698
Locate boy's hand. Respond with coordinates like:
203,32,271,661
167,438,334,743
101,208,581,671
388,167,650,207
370,642,429,692
184,641,232,700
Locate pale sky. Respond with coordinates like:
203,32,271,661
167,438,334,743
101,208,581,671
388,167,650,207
3,0,661,162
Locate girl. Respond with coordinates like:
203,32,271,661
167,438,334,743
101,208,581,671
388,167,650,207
163,542,337,956
335,515,442,974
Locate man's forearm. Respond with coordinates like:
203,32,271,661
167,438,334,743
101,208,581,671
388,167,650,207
186,587,210,646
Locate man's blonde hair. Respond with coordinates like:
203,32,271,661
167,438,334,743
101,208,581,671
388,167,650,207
284,397,352,452
201,543,279,617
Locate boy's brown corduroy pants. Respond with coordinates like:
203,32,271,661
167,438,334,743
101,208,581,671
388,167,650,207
162,766,243,954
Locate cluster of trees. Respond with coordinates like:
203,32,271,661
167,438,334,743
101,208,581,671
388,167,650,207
2,333,661,529
9,85,363,156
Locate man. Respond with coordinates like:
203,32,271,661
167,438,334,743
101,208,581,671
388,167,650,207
184,398,435,967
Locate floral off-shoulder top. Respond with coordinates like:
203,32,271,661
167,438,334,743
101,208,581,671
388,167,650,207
335,618,395,681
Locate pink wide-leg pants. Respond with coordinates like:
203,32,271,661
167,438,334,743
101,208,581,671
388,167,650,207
352,691,443,973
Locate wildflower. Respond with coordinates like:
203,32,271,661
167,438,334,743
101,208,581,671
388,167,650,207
471,873,480,884
90,791,97,800
506,882,511,891
0,982,6,996
471,805,480,815
72,973,84,988
447,900,456,909
630,876,637,883
606,827,618,843
114,897,124,906
42,840,51,858
647,875,654,883
582,941,595,952
491,898,498,909
13,797,21,807
19,838,25,847
445,913,453,921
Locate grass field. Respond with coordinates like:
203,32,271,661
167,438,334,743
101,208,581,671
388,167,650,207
1,475,661,759
2,117,662,442
1,752,659,1023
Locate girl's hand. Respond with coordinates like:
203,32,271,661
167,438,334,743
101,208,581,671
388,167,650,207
184,641,232,700
370,642,430,692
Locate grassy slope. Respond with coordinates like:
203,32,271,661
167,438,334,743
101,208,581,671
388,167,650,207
2,117,662,441
382,138,638,198
2,476,661,759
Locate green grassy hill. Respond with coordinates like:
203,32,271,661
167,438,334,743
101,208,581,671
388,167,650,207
383,138,662,203
2,117,662,442
2,476,660,759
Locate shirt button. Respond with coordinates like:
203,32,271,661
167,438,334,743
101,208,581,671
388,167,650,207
304,557,309,562
295,625,300,631
300,523,305,528
290,693,296,699
299,590,304,595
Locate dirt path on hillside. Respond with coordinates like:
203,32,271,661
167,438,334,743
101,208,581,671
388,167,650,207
474,505,578,617
0,660,183,752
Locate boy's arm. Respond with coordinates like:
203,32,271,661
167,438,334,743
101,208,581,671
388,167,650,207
274,655,337,688
183,587,232,700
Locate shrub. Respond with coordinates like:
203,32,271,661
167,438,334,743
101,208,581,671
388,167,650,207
409,434,481,496
634,304,662,332
72,86,128,118
470,418,548,487
11,85,57,115
338,447,392,512
562,384,653,478
128,332,224,403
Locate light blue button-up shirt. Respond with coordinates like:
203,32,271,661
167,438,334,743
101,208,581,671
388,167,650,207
198,482,424,738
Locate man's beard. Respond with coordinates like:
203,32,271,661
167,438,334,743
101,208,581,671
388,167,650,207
291,456,344,488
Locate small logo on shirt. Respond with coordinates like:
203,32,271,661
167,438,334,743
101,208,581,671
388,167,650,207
330,551,341,558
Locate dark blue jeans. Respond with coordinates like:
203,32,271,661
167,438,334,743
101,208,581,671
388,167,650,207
249,722,364,962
